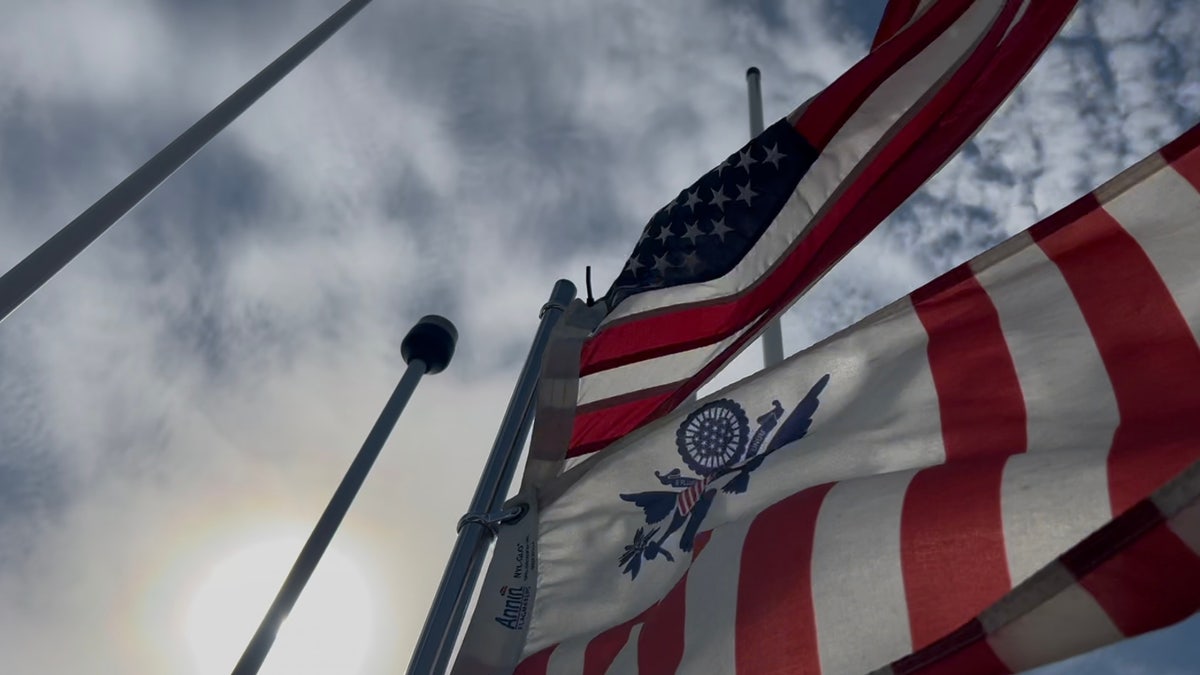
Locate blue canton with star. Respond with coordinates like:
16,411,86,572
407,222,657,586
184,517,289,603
605,118,819,307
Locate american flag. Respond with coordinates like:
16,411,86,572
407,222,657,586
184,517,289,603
513,121,1200,675
607,121,817,307
564,0,1081,460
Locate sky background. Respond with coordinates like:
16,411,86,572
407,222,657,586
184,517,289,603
0,0,1198,673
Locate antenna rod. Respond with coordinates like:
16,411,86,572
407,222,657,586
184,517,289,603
0,0,376,325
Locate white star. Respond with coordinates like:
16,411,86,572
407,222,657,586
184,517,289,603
656,225,674,243
736,147,756,171
682,221,703,244
681,251,702,274
708,186,730,210
625,256,645,274
715,157,734,176
683,188,702,211
763,144,785,168
709,217,733,241
652,254,672,275
736,181,757,206
638,226,655,246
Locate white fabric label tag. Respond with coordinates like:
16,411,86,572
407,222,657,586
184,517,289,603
450,493,539,675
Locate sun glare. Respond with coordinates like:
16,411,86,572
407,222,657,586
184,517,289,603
184,536,376,675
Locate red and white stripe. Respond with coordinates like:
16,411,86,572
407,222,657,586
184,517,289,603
676,481,705,516
877,456,1200,675
871,1,936,50
564,0,1079,459
514,124,1200,674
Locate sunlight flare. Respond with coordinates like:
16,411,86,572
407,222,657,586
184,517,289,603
184,536,375,675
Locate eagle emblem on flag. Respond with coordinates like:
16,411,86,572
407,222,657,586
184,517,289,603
618,374,830,578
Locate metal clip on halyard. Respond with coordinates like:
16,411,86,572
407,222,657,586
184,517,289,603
540,299,568,319
456,502,529,537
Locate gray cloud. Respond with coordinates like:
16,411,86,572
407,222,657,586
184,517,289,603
0,0,1196,672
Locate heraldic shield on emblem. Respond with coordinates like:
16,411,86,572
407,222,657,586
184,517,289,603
618,373,830,579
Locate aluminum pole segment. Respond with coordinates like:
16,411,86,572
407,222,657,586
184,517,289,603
0,0,376,325
747,67,785,368
233,359,427,675
232,315,457,675
407,279,577,675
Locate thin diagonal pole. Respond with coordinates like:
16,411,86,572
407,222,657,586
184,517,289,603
0,0,375,324
232,315,457,675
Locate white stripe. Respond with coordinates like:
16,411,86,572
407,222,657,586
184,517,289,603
1155,460,1200,558
1104,159,1200,344
987,566,1124,672
577,324,756,406
605,624,642,675
971,234,1119,456
999,451,1113,585
811,470,916,675
1002,0,1032,41
1168,500,1200,558
677,521,751,675
601,0,1007,327
545,635,587,675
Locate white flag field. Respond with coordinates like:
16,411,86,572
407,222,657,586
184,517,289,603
501,123,1200,674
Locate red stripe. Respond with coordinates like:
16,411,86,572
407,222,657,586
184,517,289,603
873,0,923,50
513,646,555,675
568,390,672,457
568,0,1075,458
636,573,688,674
901,458,1012,650
911,264,1026,461
735,483,833,674
892,620,1011,675
634,529,715,674
1078,521,1200,636
583,618,640,675
1033,205,1200,515
796,0,973,149
1163,123,1200,190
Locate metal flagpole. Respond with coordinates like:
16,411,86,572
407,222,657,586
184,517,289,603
747,67,785,368
407,279,577,675
232,315,458,675
0,0,376,325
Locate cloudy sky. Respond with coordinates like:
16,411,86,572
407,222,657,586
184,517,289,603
0,0,1198,673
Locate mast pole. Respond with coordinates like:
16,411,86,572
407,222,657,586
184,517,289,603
747,67,785,368
407,280,577,675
